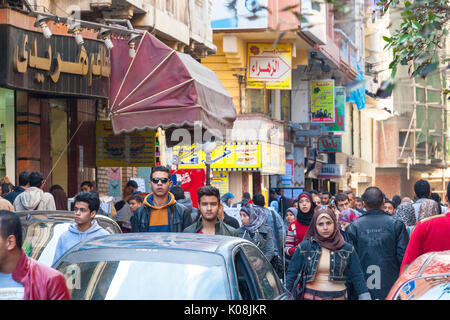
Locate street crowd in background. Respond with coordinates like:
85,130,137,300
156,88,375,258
1,167,450,300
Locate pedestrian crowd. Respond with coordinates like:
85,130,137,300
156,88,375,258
1,166,450,300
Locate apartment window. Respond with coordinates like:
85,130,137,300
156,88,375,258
166,0,174,15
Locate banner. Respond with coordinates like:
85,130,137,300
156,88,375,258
323,86,345,132
96,120,156,167
318,135,342,153
247,43,292,90
211,172,229,196
173,142,261,172
311,79,335,123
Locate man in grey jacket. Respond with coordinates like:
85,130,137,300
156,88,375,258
13,172,56,211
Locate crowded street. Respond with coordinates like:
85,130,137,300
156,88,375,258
0,0,449,305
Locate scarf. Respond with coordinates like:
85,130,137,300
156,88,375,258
240,204,267,234
338,208,359,223
393,203,416,227
284,207,298,229
418,199,440,221
304,207,346,251
220,192,234,207
297,192,316,226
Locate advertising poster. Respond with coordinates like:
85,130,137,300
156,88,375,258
211,172,229,196
170,169,206,209
247,43,292,90
311,79,335,123
173,142,261,172
323,86,345,132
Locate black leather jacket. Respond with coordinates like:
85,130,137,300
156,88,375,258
345,209,409,300
285,239,370,299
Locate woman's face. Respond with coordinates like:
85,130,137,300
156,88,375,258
316,216,334,238
286,211,296,224
240,211,250,226
298,197,312,213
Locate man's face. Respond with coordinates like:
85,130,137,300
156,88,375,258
199,195,220,222
347,193,355,208
81,185,92,193
312,195,322,207
74,201,95,228
356,201,364,210
0,232,16,272
321,194,330,205
337,199,349,212
128,200,142,212
384,203,395,215
150,171,172,196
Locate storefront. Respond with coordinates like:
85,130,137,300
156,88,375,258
0,8,109,196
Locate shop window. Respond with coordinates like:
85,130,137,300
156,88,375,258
0,88,15,181
245,89,272,116
280,90,291,122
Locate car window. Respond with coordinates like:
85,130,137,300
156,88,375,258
233,249,258,300
56,249,230,300
241,244,283,300
20,217,120,267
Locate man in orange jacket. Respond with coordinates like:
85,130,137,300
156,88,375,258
0,210,70,300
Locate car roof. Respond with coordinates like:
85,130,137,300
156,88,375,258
68,233,248,256
401,250,450,281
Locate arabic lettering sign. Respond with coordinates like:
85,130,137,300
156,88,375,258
311,79,335,124
0,24,109,98
247,43,292,90
318,135,342,153
173,142,261,171
96,120,156,167
323,86,346,132
211,172,229,196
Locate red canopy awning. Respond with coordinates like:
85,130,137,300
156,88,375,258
109,31,236,139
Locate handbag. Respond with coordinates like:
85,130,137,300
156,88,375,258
292,260,308,300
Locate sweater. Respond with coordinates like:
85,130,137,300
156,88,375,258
285,220,310,256
400,211,450,273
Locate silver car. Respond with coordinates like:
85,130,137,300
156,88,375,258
53,233,292,300
16,211,122,267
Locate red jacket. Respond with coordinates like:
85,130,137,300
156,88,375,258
12,250,70,300
400,211,450,273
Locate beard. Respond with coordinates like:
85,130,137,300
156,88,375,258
201,211,219,222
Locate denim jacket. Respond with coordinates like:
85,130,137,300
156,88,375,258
285,238,370,299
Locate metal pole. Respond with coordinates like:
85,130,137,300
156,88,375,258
206,153,211,186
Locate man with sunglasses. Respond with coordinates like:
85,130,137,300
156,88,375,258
131,166,192,233
52,191,109,264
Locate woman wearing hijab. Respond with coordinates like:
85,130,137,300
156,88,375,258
393,202,416,238
338,208,359,241
220,192,235,208
418,199,441,221
284,192,316,258
285,207,371,300
237,204,274,261
49,185,68,211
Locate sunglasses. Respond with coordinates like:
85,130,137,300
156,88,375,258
151,177,169,184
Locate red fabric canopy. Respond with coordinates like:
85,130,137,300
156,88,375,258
109,31,236,137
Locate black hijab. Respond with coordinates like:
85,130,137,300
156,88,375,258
297,192,316,226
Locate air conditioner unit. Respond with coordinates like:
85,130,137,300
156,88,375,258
317,153,328,163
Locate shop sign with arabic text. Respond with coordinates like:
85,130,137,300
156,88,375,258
318,135,342,153
247,43,292,90
0,24,109,98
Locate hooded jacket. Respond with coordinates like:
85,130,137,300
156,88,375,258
52,220,109,265
12,250,70,300
13,187,56,211
131,192,192,233
177,197,198,221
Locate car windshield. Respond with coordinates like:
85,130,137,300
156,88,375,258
395,277,450,300
56,248,230,300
